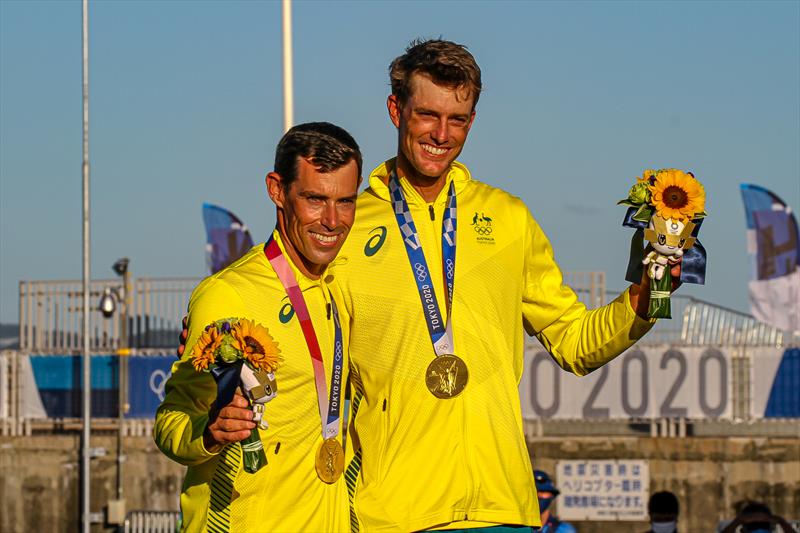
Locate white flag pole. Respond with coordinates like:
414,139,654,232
282,0,294,133
81,0,92,531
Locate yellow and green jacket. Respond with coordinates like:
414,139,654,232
334,159,654,532
154,231,350,533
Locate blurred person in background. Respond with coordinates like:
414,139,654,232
721,501,795,533
644,491,679,533
534,470,576,533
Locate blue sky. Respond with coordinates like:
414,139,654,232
1,0,798,324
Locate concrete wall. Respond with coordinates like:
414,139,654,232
0,435,183,532
0,435,797,532
529,436,800,532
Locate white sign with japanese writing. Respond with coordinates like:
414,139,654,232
556,460,649,521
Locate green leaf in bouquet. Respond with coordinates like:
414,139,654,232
240,429,268,473
648,270,672,319
632,204,654,224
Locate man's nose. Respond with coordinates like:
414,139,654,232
320,202,339,229
431,118,449,144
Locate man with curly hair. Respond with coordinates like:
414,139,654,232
336,39,672,532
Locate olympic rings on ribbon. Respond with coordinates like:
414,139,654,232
414,262,428,281
445,259,455,279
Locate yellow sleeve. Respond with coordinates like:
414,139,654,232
521,211,655,376
153,277,248,466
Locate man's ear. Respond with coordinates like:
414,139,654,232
387,94,401,129
266,172,285,208
467,110,476,130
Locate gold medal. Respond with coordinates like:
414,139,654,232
425,354,468,398
315,438,344,484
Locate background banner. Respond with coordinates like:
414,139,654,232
520,345,733,420
29,355,117,418
127,355,174,418
24,353,175,419
16,347,799,421
750,347,800,418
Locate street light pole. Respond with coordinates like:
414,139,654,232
80,0,92,531
98,258,131,525
117,267,130,503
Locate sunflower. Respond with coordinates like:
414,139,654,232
649,169,705,222
232,319,282,372
191,325,222,371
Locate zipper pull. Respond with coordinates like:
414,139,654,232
429,204,435,221
326,303,331,320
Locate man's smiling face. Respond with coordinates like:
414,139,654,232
389,72,475,184
268,157,359,278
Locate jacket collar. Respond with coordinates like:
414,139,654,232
267,229,340,292
367,158,472,206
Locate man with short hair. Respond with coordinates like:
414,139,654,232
335,39,664,531
155,122,361,532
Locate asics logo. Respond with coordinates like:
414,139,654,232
279,301,295,323
364,226,387,257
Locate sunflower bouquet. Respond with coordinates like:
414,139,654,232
619,169,707,319
192,317,282,473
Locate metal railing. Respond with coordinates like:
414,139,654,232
681,298,798,347
564,271,606,309
19,277,197,353
122,510,180,533
18,273,608,352
18,275,799,353
600,291,800,348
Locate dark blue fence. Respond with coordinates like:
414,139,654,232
29,354,175,419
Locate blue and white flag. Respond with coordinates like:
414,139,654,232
202,203,254,274
740,184,799,333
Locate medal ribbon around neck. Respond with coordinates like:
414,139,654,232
388,171,457,356
264,237,344,440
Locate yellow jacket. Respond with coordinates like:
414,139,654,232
334,160,654,532
154,231,350,533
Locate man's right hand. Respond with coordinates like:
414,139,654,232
203,393,256,452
